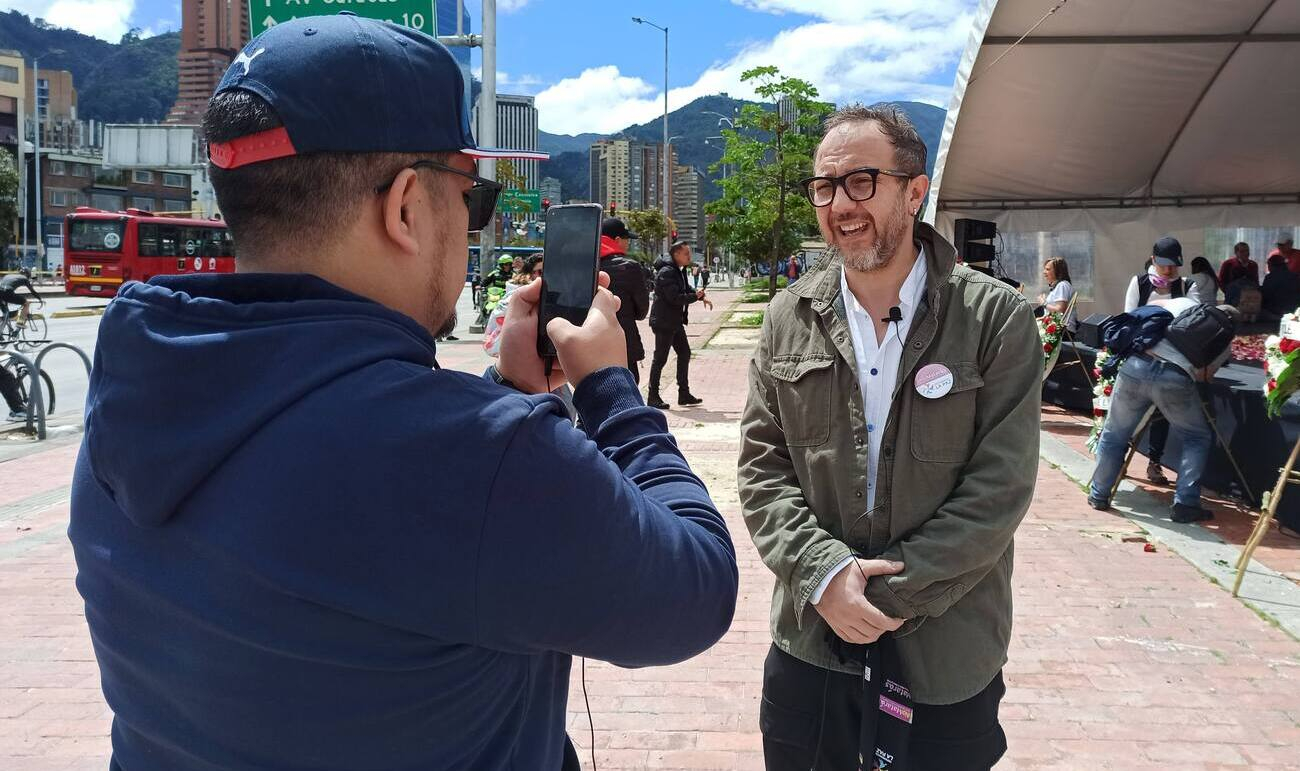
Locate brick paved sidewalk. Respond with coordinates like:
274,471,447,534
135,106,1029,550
2,294,1297,770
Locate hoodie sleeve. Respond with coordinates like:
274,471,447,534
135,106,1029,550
473,367,738,666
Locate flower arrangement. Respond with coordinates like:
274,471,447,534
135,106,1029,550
1038,311,1064,368
1087,349,1117,453
1264,312,1300,418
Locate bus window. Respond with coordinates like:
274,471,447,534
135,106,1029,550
138,224,160,256
158,225,181,257
213,229,236,258
69,219,125,253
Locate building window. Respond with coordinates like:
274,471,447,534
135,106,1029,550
48,189,68,207
163,173,187,188
71,163,90,177
998,230,1095,301
91,193,124,212
131,196,155,211
49,160,65,176
162,199,188,212
0,64,17,83
45,221,62,249
132,170,154,184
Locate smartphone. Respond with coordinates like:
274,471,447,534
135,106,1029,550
537,203,603,358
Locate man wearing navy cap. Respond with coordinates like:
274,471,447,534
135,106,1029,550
68,15,737,771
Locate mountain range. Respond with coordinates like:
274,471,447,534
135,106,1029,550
538,96,946,204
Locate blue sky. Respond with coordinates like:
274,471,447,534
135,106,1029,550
12,0,978,135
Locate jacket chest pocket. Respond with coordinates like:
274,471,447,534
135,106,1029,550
910,362,983,463
769,355,835,447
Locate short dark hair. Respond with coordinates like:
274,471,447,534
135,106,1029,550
1268,254,1287,272
203,90,446,258
821,104,927,178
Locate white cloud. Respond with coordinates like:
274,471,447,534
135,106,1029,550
534,1,975,134
8,0,136,42
498,0,533,12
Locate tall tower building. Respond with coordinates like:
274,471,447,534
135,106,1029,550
590,139,674,217
493,94,539,191
168,0,251,125
672,165,705,249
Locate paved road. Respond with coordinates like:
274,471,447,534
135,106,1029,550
7,285,483,432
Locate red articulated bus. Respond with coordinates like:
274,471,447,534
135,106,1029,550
63,207,236,298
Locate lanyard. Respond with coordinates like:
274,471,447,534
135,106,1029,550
857,635,914,771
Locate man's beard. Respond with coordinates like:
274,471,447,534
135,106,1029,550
838,192,910,273
433,309,458,340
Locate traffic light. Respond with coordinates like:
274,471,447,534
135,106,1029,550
672,230,678,239
609,202,617,214
541,197,551,211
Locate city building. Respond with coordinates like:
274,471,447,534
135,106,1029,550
589,138,676,215
492,94,539,192
26,66,75,124
539,176,562,207
169,0,251,124
672,165,705,251
0,50,25,166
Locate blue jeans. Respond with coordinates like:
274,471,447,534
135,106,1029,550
1090,356,1213,508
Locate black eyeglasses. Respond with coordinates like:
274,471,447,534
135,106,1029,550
800,166,913,208
377,159,503,232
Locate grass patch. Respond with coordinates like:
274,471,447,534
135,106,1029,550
739,292,774,304
738,312,765,328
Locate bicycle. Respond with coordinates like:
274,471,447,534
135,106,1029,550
0,298,48,353
1,354,56,418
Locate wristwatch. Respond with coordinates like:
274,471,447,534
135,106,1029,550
487,364,519,391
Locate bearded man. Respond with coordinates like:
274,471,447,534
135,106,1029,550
738,105,1041,771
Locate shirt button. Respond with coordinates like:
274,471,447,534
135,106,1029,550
870,368,879,376
855,490,863,498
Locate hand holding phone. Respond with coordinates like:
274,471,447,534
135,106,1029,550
538,204,602,358
497,273,622,393
546,279,627,388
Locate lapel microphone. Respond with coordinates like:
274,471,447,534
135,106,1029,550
880,306,903,324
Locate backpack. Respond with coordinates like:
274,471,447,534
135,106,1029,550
1098,306,1174,378
1163,305,1236,368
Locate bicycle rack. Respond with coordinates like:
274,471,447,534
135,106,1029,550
29,343,93,441
1,349,43,437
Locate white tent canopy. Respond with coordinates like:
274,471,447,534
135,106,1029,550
928,0,1300,314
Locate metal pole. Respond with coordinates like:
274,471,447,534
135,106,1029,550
477,0,497,313
33,58,42,271
661,26,669,258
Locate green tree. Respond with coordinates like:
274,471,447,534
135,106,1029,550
0,147,18,249
496,159,528,191
620,208,674,263
706,66,829,297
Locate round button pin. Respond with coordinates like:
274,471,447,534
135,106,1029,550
915,363,954,399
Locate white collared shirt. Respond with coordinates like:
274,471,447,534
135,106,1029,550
812,246,928,604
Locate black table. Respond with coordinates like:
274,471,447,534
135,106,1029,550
1044,342,1300,530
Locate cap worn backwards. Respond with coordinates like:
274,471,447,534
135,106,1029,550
208,13,548,170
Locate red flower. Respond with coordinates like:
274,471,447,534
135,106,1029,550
1046,324,1058,334
1104,385,1113,396
1093,369,1102,379
1268,379,1278,391
1043,343,1053,353
1093,408,1105,417
1281,338,1300,355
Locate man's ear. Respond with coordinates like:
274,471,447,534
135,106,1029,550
381,168,423,257
909,174,931,216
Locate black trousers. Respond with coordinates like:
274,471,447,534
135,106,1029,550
0,364,23,412
760,646,1007,771
648,325,691,396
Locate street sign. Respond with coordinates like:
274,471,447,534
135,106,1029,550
249,0,438,36
498,189,541,214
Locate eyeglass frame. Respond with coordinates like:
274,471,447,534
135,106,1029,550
375,159,503,232
799,166,914,208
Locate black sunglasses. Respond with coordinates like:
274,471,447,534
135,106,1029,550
800,166,913,208
377,159,503,232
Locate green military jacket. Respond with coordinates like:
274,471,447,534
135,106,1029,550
738,223,1041,704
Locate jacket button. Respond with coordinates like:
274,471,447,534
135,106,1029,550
855,490,863,498
912,341,923,350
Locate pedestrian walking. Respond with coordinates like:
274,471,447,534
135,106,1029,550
739,104,1040,771
648,240,711,410
67,17,737,771
599,218,652,382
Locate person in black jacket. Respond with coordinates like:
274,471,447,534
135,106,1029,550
599,218,652,381
648,240,712,409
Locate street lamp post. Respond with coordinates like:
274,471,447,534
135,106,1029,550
705,135,735,287
632,16,669,257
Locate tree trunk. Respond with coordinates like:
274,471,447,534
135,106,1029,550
768,122,785,299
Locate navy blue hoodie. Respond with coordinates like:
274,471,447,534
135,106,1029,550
69,274,737,770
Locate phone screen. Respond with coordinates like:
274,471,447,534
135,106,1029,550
538,204,602,357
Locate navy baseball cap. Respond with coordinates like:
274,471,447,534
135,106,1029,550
1152,236,1183,266
208,14,548,170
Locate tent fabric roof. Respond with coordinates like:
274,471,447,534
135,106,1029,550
931,0,1300,209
